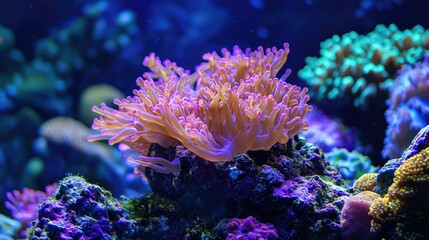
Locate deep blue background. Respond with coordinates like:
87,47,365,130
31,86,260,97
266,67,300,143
1,0,428,90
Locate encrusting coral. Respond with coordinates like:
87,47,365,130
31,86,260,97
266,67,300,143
339,125,429,240
353,173,378,192
225,216,278,240
369,146,429,239
88,43,312,174
27,176,142,239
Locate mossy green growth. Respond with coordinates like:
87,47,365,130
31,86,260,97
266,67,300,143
122,194,218,239
121,194,177,233
122,194,176,220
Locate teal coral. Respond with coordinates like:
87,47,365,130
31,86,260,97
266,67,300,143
0,214,20,240
0,24,14,52
299,24,429,109
326,148,377,181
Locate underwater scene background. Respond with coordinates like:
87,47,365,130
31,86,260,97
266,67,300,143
1,0,429,239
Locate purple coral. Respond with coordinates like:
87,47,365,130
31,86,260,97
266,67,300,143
5,183,57,237
27,176,142,239
340,191,380,240
375,124,429,195
273,176,323,204
301,106,356,152
399,124,429,163
225,216,278,240
383,59,429,159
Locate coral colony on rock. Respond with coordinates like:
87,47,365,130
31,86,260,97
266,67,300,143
1,0,429,239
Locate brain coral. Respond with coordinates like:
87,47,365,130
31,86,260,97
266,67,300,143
341,191,380,240
383,58,429,159
353,173,378,192
88,43,312,174
299,24,429,110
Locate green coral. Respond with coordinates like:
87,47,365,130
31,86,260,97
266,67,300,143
78,84,124,126
299,24,429,109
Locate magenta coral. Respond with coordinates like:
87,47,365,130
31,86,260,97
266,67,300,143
88,43,312,174
226,216,278,240
301,106,356,152
341,191,380,240
5,183,57,237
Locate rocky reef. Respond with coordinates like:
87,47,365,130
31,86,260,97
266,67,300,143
23,136,349,240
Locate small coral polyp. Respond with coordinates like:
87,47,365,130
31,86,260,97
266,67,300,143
88,43,312,174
